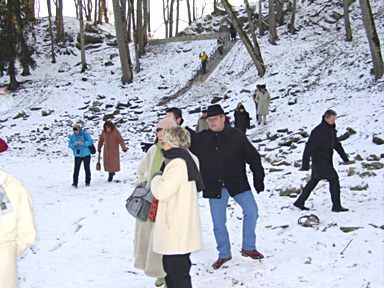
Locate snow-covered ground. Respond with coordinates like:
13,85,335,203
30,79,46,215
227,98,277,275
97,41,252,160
1,1,383,287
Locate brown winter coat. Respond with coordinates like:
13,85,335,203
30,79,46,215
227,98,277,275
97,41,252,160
97,129,127,173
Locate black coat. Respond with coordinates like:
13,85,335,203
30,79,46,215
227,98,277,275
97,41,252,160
190,126,265,199
234,110,250,134
302,120,349,180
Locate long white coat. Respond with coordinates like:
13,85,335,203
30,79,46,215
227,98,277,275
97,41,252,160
133,145,166,278
0,169,36,288
255,90,271,115
151,154,203,255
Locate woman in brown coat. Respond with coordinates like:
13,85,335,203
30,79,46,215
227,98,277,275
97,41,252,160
97,121,127,182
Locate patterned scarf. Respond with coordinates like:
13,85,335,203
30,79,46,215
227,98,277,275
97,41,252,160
148,142,164,222
0,184,13,216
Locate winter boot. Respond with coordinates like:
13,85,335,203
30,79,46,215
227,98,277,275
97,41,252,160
108,172,115,182
212,257,232,270
332,206,349,213
293,202,310,211
241,250,264,260
155,278,167,287
72,183,78,188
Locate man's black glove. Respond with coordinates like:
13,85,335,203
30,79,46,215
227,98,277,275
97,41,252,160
140,142,152,153
254,179,265,194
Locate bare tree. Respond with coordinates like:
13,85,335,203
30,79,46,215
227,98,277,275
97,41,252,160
54,0,65,42
343,0,354,41
244,0,257,49
359,0,384,79
94,0,98,24
162,0,169,38
221,0,265,76
98,0,109,23
186,0,192,24
169,0,175,37
84,0,93,21
259,0,264,36
289,0,297,34
268,0,277,44
192,0,196,21
175,0,180,35
129,0,141,72
47,0,56,63
275,0,284,26
78,0,87,72
136,0,145,54
143,0,149,44
112,0,133,83
74,0,79,18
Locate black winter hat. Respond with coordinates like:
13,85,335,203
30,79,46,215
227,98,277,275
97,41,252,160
207,104,227,118
239,105,245,110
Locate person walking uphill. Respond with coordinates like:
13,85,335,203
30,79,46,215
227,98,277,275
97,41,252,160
255,84,271,125
134,118,178,288
0,139,37,288
294,110,350,212
190,104,265,270
151,126,203,288
234,103,250,134
68,124,94,188
97,121,127,182
199,52,208,74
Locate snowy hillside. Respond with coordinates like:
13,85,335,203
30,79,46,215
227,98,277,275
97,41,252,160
1,0,384,287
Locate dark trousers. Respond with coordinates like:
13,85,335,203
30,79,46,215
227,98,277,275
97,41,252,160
202,60,207,74
295,176,342,208
218,46,223,55
163,254,192,288
73,156,91,185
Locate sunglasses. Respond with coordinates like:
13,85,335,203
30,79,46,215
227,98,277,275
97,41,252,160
73,128,78,131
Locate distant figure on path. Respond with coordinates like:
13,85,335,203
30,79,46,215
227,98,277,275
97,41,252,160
0,139,37,288
97,121,127,182
217,37,224,55
252,84,261,122
255,84,271,125
199,52,208,74
68,124,93,187
234,103,251,134
230,23,237,41
294,110,350,212
195,109,209,132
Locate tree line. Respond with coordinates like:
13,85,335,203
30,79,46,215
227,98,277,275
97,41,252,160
0,0,383,90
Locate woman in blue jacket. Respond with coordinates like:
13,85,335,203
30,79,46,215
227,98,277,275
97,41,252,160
68,124,94,187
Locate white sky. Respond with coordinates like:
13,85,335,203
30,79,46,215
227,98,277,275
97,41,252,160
35,0,248,39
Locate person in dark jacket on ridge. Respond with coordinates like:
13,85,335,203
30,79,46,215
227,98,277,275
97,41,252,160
294,110,350,212
234,103,250,134
190,104,265,270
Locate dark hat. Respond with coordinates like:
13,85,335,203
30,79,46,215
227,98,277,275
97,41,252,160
207,104,227,118
239,105,245,110
202,108,208,113
0,138,8,153
256,84,261,88
260,84,266,89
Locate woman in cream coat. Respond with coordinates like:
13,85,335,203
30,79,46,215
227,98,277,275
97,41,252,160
151,127,203,288
134,118,177,287
0,140,37,288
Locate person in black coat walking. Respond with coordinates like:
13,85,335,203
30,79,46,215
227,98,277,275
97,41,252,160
190,104,265,270
294,110,350,212
234,103,250,134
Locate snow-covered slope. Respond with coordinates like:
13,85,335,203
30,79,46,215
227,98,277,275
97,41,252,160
0,1,383,287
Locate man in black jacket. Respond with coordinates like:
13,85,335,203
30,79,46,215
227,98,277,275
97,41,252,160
190,105,265,270
294,110,350,212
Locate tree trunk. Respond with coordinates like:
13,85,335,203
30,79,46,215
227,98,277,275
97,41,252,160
112,0,133,83
359,0,384,79
148,0,151,34
78,0,87,72
86,0,93,21
129,0,140,72
343,0,354,41
136,0,145,55
98,0,103,23
259,0,264,36
186,0,192,24
94,0,98,24
169,0,175,37
143,0,148,45
55,0,65,42
162,0,169,38
268,0,277,44
99,0,109,23
47,0,56,63
74,0,79,18
221,0,265,77
289,0,296,34
175,0,180,36
244,0,257,49
8,60,18,90
275,0,284,26
192,0,196,21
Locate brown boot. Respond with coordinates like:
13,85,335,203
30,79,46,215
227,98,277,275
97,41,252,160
241,250,264,260
212,257,232,270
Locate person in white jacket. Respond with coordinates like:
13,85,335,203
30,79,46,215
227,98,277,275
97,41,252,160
0,139,37,288
151,127,204,288
134,118,177,288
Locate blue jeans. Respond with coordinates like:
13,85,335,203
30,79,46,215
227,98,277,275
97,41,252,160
209,188,258,258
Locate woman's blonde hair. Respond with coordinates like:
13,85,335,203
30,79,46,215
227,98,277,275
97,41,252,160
162,127,191,149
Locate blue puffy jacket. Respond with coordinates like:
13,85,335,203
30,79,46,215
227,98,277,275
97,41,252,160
68,130,94,157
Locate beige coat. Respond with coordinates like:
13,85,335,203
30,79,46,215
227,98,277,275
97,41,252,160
0,169,36,288
97,128,127,173
195,117,209,133
255,90,271,115
133,145,166,278
151,154,203,255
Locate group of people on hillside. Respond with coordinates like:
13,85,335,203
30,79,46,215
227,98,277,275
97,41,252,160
0,98,351,287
